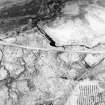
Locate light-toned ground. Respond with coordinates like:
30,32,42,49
0,0,105,105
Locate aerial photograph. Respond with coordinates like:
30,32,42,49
0,0,105,105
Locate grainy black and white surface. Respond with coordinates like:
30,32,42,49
0,0,105,105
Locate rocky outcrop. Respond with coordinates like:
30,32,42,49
0,0,105,105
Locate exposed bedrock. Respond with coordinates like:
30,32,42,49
0,0,105,105
0,43,104,105
38,0,105,48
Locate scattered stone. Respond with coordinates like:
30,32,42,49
0,1,105,105
58,52,80,64
3,46,23,62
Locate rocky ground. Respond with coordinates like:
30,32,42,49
0,0,105,105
